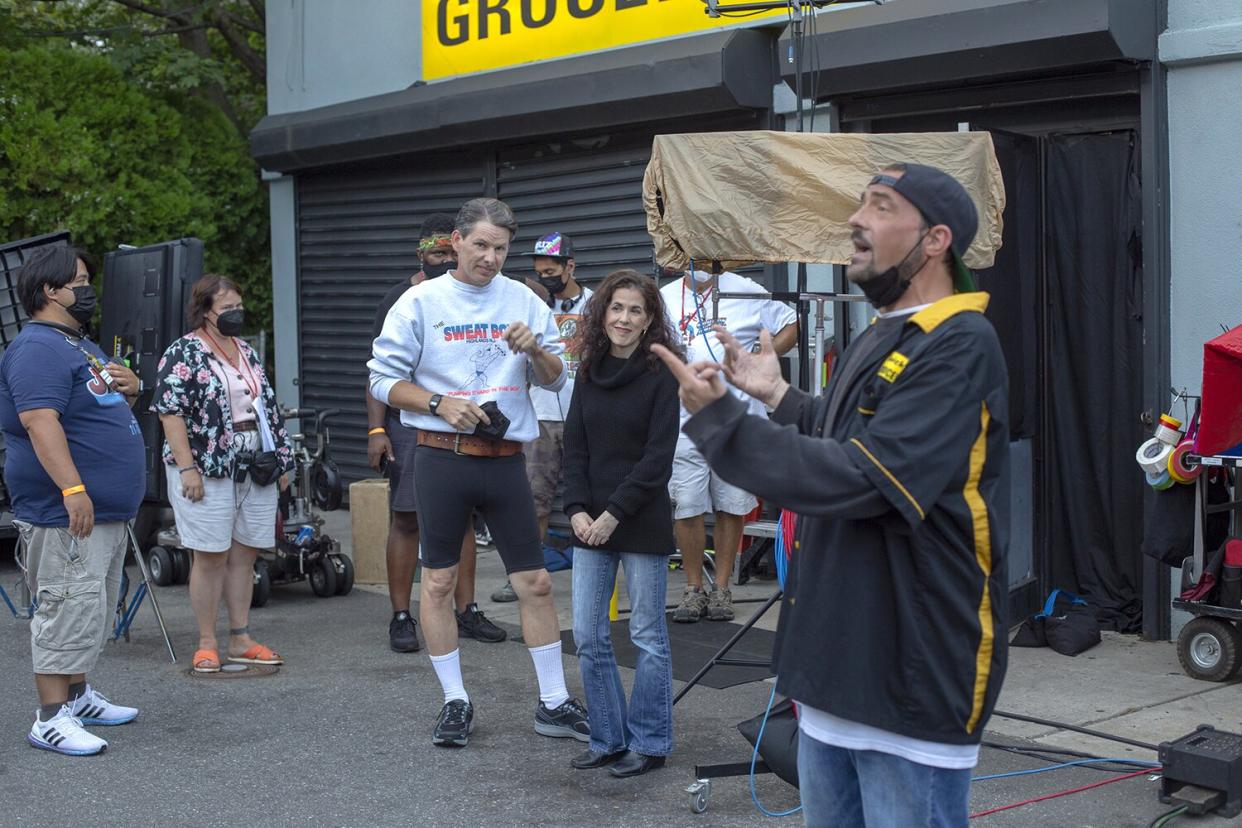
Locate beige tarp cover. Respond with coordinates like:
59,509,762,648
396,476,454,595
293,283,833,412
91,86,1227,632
643,131,1005,273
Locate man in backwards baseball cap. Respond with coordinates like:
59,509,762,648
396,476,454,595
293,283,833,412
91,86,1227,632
650,161,1009,826
847,162,979,308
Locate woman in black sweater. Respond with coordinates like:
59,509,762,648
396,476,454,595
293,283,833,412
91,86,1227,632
562,269,682,778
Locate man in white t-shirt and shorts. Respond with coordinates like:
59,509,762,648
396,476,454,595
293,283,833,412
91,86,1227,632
370,198,589,748
660,268,797,622
492,232,592,603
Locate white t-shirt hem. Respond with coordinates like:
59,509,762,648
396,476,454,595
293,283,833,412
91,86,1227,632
796,702,979,770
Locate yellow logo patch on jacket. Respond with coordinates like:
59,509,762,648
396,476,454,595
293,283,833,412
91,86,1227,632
878,351,909,383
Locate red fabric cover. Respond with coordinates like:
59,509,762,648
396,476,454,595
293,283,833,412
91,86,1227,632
1226,538,1242,568
1198,325,1242,456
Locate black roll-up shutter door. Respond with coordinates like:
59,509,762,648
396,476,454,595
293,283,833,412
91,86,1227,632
497,112,764,289
296,157,486,487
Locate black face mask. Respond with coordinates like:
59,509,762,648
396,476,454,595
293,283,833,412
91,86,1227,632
61,285,97,325
538,275,567,304
215,309,245,336
855,232,929,308
422,260,455,280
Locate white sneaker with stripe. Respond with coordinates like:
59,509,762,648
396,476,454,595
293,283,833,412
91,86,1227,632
28,706,108,756
70,685,139,726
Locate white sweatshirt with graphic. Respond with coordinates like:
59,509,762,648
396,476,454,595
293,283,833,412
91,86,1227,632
368,272,566,443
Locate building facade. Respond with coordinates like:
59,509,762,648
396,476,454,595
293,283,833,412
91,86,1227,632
254,0,1241,639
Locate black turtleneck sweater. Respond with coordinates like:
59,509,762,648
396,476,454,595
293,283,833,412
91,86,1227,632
562,350,679,555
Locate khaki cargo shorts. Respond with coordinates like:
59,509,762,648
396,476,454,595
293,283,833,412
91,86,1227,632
18,521,127,676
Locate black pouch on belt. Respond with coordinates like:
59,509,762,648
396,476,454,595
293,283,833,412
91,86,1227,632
248,451,282,486
472,400,511,442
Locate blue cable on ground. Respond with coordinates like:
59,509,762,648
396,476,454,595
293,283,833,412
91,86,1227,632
972,757,1160,782
749,683,803,818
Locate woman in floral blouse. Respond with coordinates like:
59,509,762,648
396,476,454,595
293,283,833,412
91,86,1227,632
153,274,294,673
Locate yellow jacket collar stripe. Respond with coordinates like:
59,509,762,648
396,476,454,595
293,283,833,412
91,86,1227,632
909,292,990,334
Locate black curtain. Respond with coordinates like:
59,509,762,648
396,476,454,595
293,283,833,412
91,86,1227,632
974,131,1040,440
1044,132,1145,626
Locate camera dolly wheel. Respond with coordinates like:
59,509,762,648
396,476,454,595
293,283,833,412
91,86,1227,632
310,555,337,597
1177,616,1242,682
686,779,711,814
251,559,272,608
332,554,354,596
148,546,175,587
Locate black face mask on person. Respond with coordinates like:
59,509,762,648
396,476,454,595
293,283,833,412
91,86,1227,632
422,259,456,280
59,285,97,325
855,231,930,308
537,273,567,301
213,309,245,336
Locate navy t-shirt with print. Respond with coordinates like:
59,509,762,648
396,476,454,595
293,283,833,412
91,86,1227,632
0,323,147,526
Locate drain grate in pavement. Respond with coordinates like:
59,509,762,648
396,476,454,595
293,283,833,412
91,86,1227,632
185,663,280,679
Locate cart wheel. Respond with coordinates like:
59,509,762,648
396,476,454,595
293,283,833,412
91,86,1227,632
1177,617,1242,682
686,779,711,814
171,547,191,585
310,555,337,597
148,546,174,587
251,560,271,608
333,554,354,596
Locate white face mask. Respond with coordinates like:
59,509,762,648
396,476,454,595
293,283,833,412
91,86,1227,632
691,269,715,284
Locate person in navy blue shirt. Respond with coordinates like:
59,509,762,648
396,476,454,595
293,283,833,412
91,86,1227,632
0,245,147,757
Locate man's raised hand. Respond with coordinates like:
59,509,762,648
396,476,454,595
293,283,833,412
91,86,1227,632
650,345,728,414
715,326,789,410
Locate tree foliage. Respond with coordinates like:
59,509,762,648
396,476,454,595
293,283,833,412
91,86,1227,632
0,0,273,332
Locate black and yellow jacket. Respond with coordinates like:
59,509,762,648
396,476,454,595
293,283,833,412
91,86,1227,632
682,292,1010,745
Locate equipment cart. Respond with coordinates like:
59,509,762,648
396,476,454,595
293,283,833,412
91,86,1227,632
1173,450,1242,682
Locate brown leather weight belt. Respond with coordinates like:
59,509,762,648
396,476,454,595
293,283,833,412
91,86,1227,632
416,429,521,458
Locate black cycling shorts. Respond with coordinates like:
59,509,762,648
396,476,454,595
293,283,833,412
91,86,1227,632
412,446,545,575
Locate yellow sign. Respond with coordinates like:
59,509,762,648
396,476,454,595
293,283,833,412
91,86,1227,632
422,0,787,81
877,351,909,383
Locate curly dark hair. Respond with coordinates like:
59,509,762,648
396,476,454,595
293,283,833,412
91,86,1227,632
577,269,684,377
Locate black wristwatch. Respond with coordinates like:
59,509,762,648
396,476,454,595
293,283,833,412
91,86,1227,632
428,394,444,416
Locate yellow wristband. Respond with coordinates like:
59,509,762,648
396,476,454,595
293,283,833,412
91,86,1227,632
61,485,86,497
368,427,386,436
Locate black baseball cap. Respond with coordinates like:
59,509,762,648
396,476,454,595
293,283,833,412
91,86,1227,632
869,164,979,293
521,232,574,260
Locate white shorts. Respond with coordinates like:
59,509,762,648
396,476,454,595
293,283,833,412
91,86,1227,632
167,434,279,552
668,434,758,520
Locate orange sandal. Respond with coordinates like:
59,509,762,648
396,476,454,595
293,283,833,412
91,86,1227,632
193,649,221,673
227,644,283,666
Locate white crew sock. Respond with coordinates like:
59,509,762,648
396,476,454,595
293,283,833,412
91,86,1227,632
430,649,469,704
528,641,570,709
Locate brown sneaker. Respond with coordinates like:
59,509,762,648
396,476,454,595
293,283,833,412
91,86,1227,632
673,587,709,623
707,588,734,621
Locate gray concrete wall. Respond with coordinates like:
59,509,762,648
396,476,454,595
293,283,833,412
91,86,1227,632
1160,0,1242,636
265,0,422,115
1162,0,1242,399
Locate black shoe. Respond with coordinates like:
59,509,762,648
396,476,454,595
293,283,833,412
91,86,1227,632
534,697,590,742
571,748,627,769
389,611,421,653
608,750,666,778
457,603,507,643
432,699,475,747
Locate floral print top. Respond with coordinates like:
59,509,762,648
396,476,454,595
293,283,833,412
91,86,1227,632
152,332,294,479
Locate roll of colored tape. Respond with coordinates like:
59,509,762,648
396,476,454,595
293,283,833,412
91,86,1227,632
1167,440,1201,484
1159,413,1183,431
1154,423,1184,446
1146,469,1176,491
1136,438,1174,475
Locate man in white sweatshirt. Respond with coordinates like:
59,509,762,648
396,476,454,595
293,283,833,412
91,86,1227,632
369,198,589,748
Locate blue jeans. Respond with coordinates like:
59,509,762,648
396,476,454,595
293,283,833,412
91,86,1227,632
797,735,971,827
571,548,673,756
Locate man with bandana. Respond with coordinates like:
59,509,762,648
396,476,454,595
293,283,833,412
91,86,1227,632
653,163,1010,826
491,232,592,603
367,213,506,652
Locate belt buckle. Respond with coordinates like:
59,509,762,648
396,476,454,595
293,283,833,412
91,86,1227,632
453,433,466,456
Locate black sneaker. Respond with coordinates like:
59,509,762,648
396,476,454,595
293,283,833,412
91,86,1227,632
535,697,590,742
457,603,507,643
389,611,421,653
433,699,475,748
